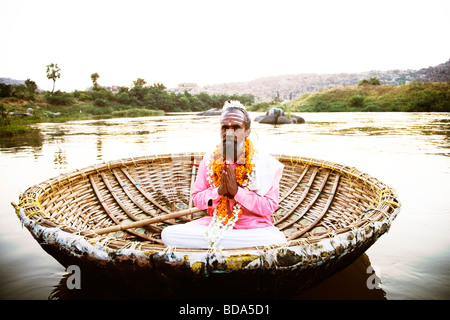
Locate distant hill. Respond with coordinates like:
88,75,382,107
170,59,450,101
0,77,25,86
415,59,450,83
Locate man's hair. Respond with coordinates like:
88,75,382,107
221,100,251,130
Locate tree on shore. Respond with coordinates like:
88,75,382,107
91,73,100,88
46,63,61,94
25,79,37,95
133,78,147,87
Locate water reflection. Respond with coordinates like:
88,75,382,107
53,148,67,169
295,254,386,300
0,128,43,150
96,136,103,161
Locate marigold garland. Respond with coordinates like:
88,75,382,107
205,138,256,247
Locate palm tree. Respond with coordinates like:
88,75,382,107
46,63,61,94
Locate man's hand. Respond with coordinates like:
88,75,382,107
218,165,238,197
224,165,238,196
218,174,228,195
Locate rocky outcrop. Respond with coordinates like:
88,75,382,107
9,107,34,117
416,59,450,83
255,108,305,125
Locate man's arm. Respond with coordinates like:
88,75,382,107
221,162,282,217
191,155,221,211
192,155,282,217
233,175,280,217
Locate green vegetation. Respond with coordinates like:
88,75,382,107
1,68,449,138
0,73,256,137
283,80,449,113
358,77,382,86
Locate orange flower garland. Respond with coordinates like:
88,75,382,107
205,138,255,247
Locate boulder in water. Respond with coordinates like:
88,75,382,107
255,107,305,124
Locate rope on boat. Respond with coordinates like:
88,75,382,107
17,195,48,218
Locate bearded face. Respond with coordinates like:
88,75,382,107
222,135,242,163
220,109,251,164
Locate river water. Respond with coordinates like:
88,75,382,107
0,112,449,300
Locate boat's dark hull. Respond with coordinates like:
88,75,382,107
21,207,388,299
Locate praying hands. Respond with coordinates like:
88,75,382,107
218,164,238,197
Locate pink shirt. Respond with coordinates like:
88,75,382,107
191,153,281,229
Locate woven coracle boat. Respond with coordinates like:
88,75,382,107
12,153,400,298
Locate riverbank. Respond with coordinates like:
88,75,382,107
283,81,449,113
1,81,448,137
0,84,254,137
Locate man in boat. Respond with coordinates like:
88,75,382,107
162,100,287,248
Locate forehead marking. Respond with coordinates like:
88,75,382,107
221,113,245,123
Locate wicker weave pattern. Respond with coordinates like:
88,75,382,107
16,153,399,252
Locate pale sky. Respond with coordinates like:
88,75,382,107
1,0,449,92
